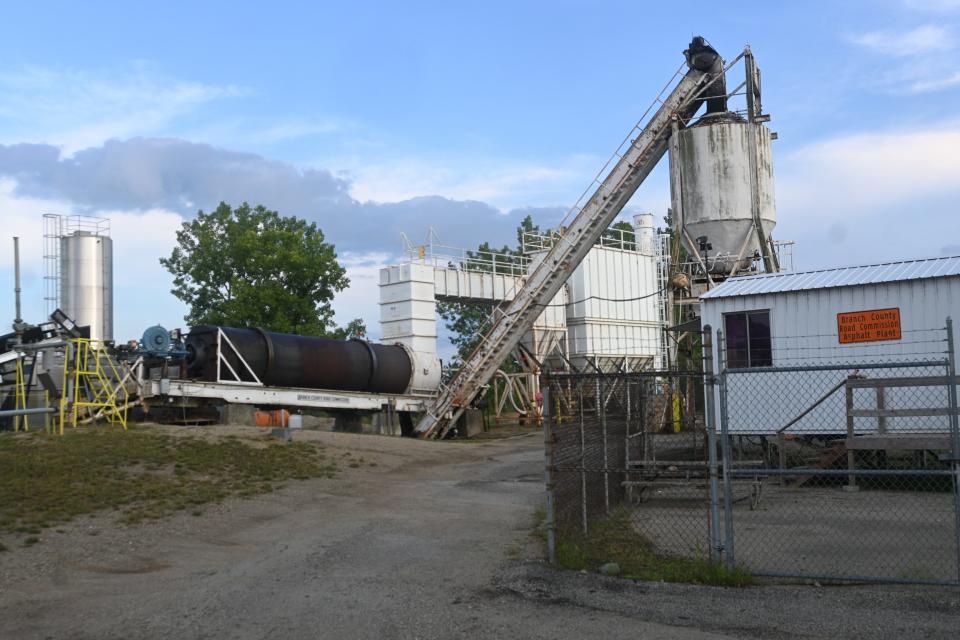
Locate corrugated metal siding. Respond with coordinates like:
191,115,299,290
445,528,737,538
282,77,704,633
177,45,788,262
700,276,960,435
566,245,660,359
700,255,960,299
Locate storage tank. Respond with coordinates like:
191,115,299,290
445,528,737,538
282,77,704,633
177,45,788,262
60,230,113,342
185,325,420,394
677,114,776,275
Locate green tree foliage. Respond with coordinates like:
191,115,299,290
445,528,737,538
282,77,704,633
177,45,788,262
161,202,362,337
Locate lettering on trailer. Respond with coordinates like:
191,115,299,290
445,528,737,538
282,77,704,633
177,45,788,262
836,308,902,344
295,393,351,404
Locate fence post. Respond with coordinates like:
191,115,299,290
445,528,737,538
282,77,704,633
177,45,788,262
717,330,736,569
703,326,723,563
845,382,859,492
599,376,610,514
543,378,557,564
579,387,588,534
945,317,960,584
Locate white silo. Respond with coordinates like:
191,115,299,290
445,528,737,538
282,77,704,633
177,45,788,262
50,216,114,342
675,114,776,275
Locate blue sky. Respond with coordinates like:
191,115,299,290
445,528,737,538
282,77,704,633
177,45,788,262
1,0,959,350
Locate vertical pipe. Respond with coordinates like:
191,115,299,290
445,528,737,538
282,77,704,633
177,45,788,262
744,46,757,123
717,329,736,568
13,237,23,330
703,326,722,563
579,386,587,534
543,381,557,564
944,317,960,583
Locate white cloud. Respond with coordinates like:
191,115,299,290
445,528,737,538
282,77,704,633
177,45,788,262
851,25,954,56
907,70,960,92
0,176,412,344
0,178,188,340
339,155,595,211
0,65,244,153
331,251,398,340
903,0,960,11
774,121,960,267
778,123,960,211
848,24,960,94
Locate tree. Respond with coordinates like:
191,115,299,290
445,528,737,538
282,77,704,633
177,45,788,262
161,202,361,337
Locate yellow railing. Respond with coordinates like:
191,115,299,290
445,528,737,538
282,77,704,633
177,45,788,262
59,338,129,434
13,356,28,432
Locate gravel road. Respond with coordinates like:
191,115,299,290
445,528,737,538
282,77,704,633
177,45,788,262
1,428,957,639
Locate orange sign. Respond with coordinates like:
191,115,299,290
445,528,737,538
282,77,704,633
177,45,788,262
837,308,902,344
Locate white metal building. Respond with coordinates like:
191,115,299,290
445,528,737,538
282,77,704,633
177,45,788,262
700,255,960,434
380,214,665,374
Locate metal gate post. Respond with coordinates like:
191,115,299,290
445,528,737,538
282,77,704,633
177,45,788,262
703,327,723,563
945,317,960,583
600,376,610,514
717,330,736,569
543,380,557,564
579,387,588,534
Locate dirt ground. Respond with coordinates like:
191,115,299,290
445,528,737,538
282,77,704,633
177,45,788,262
0,426,958,639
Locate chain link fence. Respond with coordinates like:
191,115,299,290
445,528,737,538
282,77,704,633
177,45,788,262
716,320,960,585
544,321,960,586
543,343,725,580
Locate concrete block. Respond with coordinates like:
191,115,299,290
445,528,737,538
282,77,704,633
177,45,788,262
456,408,485,438
218,403,257,426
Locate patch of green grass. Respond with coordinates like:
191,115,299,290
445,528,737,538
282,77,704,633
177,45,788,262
0,541,8,552
23,536,39,546
554,509,753,587
0,427,337,546
531,504,548,547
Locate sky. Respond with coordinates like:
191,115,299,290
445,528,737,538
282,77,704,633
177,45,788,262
1,0,959,354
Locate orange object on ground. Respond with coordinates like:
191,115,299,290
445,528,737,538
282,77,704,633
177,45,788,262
254,409,290,427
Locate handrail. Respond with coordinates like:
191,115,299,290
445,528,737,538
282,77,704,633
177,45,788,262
776,378,847,434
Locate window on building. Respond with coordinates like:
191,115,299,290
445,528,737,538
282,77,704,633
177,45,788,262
724,310,772,368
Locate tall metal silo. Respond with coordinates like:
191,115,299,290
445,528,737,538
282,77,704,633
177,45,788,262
668,42,780,279
53,217,114,342
676,115,776,275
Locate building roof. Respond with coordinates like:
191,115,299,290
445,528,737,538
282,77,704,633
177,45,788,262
699,255,960,299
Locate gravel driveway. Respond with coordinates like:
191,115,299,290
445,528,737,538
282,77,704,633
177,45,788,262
0,427,957,639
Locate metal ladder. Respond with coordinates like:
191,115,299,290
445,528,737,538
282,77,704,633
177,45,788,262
416,51,728,439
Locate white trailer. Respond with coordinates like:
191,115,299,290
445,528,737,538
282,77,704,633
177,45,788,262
700,255,960,436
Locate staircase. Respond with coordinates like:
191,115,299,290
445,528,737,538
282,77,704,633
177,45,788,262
60,338,131,431
416,48,728,438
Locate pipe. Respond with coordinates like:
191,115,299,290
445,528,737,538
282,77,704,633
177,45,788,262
0,407,56,418
13,236,23,331
185,325,413,394
684,36,727,114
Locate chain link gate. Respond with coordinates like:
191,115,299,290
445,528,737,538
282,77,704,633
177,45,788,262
715,318,960,586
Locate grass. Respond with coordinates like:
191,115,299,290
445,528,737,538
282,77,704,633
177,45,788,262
553,509,753,587
0,426,337,545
